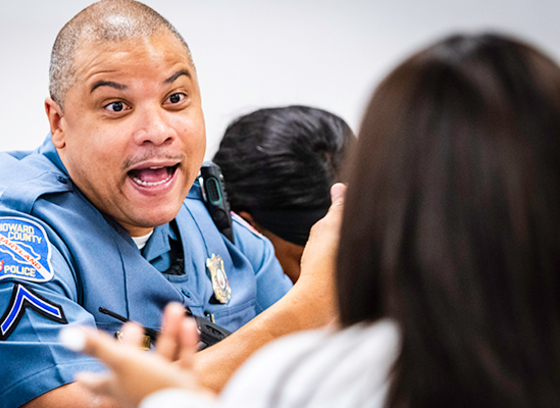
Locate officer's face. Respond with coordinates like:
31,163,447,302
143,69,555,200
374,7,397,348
46,31,206,236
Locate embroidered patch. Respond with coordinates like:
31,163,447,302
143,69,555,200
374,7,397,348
0,283,67,340
0,217,54,283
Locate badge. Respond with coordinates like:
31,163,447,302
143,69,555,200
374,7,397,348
0,217,54,283
206,254,231,304
0,283,67,340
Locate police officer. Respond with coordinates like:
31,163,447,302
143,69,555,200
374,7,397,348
0,1,336,407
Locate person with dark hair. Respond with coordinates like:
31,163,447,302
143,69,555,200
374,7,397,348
58,32,560,407
213,106,355,283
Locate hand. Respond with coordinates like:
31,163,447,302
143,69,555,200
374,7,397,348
60,303,215,408
299,183,345,282
297,183,346,318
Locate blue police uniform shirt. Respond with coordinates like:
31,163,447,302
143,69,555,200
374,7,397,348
0,135,292,407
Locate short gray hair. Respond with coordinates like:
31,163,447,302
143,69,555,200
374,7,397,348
49,0,193,110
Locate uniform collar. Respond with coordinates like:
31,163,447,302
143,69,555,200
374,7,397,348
142,222,177,263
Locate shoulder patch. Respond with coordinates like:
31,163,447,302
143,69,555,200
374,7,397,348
0,283,67,340
0,217,54,283
231,212,262,238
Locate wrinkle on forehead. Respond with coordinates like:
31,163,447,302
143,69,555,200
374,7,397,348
73,32,194,92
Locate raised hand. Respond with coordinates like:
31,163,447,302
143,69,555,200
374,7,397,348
60,303,215,408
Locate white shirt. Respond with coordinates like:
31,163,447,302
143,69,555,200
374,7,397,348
131,231,153,250
140,320,400,408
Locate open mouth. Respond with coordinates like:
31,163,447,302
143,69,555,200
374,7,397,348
128,164,179,187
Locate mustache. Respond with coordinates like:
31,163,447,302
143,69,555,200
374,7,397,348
123,150,185,170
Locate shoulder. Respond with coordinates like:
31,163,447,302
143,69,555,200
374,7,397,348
182,182,275,262
230,212,273,260
221,320,401,408
0,147,72,214
231,212,262,238
0,144,64,183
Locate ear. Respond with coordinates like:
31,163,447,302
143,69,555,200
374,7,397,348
45,97,66,149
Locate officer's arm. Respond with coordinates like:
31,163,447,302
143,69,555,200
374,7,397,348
22,383,119,408
0,214,114,407
193,184,345,392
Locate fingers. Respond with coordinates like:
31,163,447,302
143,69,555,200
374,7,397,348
177,317,199,370
60,326,123,370
156,302,186,361
120,322,145,347
60,315,210,405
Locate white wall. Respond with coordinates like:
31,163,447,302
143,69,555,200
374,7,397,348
1,0,559,159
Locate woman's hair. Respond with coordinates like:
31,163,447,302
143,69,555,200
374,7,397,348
213,106,354,245
337,33,560,407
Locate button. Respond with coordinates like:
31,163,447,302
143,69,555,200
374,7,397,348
181,289,191,298
57,176,68,184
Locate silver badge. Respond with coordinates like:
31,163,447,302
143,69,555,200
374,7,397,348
206,254,231,304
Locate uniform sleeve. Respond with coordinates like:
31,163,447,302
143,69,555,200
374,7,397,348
231,215,293,314
0,214,106,408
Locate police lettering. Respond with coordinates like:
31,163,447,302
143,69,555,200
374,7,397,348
3,265,35,277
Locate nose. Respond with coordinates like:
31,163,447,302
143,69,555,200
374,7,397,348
133,105,175,146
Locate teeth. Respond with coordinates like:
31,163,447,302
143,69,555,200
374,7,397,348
131,173,172,187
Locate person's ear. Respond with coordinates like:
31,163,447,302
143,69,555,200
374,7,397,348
45,97,66,149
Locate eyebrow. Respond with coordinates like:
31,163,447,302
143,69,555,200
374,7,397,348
89,69,190,94
90,80,127,94
164,69,191,84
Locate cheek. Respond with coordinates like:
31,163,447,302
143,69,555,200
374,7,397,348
65,129,124,178
177,116,206,153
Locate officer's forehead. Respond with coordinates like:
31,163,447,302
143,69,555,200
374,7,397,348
69,32,193,86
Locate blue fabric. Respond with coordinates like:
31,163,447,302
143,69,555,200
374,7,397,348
0,135,292,408
143,222,175,271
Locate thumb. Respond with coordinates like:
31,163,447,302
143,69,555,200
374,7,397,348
320,182,346,224
177,317,200,370
330,182,346,204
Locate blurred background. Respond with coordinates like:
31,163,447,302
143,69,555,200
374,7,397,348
1,0,559,159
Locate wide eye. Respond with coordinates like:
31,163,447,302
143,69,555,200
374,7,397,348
105,101,126,112
167,93,185,104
